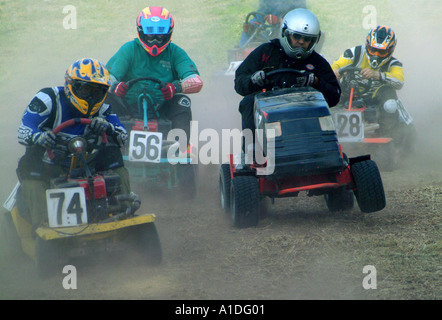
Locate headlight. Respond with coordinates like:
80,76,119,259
318,116,335,131
265,122,282,138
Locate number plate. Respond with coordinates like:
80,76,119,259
128,131,163,163
46,187,88,228
333,111,364,142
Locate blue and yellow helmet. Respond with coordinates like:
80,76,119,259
64,58,111,116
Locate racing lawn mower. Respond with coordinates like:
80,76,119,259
226,11,280,74
331,66,416,171
219,69,386,228
1,119,162,276
107,77,198,198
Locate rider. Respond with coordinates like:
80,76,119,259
235,8,341,151
331,25,410,134
240,0,307,47
17,58,130,229
106,6,203,152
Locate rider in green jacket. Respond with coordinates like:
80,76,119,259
106,6,203,151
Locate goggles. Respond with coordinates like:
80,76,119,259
366,45,391,58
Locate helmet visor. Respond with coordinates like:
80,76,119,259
139,32,171,48
284,30,316,43
72,80,108,101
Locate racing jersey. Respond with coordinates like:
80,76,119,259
18,86,127,151
106,38,200,107
235,39,341,107
331,45,404,96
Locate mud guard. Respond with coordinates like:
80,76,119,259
349,154,371,166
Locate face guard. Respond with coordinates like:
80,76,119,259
136,6,174,57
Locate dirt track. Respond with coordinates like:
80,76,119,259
0,80,440,301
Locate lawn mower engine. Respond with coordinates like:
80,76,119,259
49,171,125,223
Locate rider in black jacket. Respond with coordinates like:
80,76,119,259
235,8,340,142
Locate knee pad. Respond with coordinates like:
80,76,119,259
383,99,399,114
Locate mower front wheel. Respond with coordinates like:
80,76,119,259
351,160,386,213
230,176,260,228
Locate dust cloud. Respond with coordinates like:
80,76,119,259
0,1,441,300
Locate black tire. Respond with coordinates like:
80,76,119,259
219,164,231,212
230,176,260,228
129,223,162,266
324,188,355,212
351,160,386,213
35,238,60,278
0,212,21,257
177,164,198,199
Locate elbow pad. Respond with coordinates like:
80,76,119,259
180,74,203,94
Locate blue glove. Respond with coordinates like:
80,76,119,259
33,131,56,148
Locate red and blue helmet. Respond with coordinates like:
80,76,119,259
137,6,174,57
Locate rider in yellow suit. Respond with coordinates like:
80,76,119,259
331,25,411,133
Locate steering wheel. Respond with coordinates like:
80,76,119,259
242,11,276,47
46,118,107,160
264,68,307,89
125,76,167,90
338,66,372,96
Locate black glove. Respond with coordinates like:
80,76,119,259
251,70,266,87
90,117,112,135
33,131,56,148
296,72,316,87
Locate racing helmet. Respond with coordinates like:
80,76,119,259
365,25,397,69
64,58,111,116
279,8,321,59
137,6,174,57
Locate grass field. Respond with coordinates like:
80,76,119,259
0,0,440,80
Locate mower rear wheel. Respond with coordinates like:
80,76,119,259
35,238,60,278
219,164,231,212
351,160,386,213
230,176,260,228
324,188,355,212
0,212,21,257
130,223,162,266
177,164,198,199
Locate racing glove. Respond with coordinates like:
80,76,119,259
161,83,177,100
265,14,280,25
33,131,56,149
114,82,129,98
90,117,113,135
251,70,266,87
296,72,316,87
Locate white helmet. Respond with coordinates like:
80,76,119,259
279,8,321,59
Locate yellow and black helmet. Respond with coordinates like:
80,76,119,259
64,58,111,116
